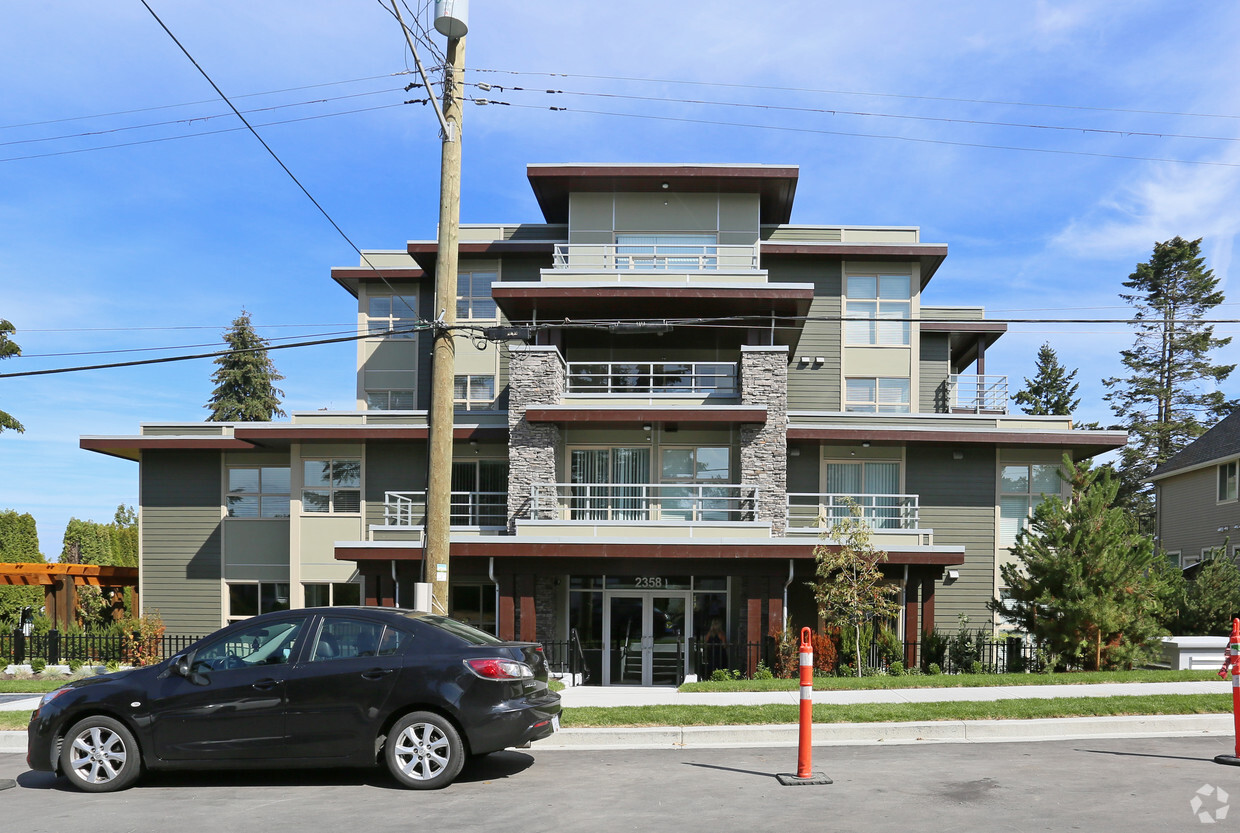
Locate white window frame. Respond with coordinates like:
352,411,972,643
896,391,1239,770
845,377,911,413
226,466,291,519
454,374,496,410
302,458,362,515
456,270,498,321
366,293,419,338
1219,460,1239,503
844,273,911,346
365,389,416,411
1166,550,1182,569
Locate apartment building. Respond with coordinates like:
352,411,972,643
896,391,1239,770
82,163,1125,685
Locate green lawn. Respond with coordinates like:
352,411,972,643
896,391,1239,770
679,669,1222,693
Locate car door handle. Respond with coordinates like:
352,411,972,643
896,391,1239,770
361,668,396,680
252,679,280,691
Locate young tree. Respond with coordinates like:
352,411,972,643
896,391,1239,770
205,310,286,422
989,456,1170,670
0,318,25,433
1103,237,1236,512
812,502,902,676
1013,342,1080,416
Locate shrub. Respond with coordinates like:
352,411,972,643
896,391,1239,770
875,626,903,667
67,658,83,673
837,663,853,678
887,660,904,676
30,658,46,674
709,668,739,682
927,662,941,675
921,629,948,671
121,611,166,667
752,661,774,680
970,659,984,675
772,627,839,678
105,660,120,673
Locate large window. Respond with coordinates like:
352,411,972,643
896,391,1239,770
845,377,910,413
451,460,508,526
661,446,731,521
570,447,651,520
450,584,497,633
302,459,361,514
615,233,717,269
304,582,362,608
1000,463,1061,547
227,466,291,518
1220,460,1239,502
227,581,290,622
366,389,416,411
457,271,497,320
824,461,901,527
845,274,911,345
454,374,495,410
367,294,418,338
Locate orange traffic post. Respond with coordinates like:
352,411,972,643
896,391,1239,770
777,627,831,786
1215,618,1240,767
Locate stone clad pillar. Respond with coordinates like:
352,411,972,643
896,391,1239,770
740,345,789,535
506,346,565,532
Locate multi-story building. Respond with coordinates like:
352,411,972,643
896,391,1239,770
82,163,1125,685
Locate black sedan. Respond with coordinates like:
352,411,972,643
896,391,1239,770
27,607,561,792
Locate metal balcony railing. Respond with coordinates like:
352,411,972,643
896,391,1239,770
384,491,507,528
529,483,758,523
948,374,1009,412
552,243,758,271
566,361,737,396
786,493,921,530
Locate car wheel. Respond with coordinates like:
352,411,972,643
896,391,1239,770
60,716,142,793
385,711,465,790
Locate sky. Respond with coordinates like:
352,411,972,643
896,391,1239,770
2,1,1240,556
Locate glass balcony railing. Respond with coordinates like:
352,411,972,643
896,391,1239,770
383,491,507,528
786,493,921,530
529,483,758,523
566,362,737,396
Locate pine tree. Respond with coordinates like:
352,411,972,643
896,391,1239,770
1013,342,1080,416
0,318,24,433
812,501,902,676
989,456,1171,670
205,310,286,422
1104,237,1236,513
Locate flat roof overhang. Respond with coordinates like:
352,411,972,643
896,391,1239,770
787,425,1127,457
336,539,964,565
761,243,948,286
921,320,1008,368
80,436,257,462
330,267,426,298
526,164,799,225
525,405,766,428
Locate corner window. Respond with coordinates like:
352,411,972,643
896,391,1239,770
454,375,495,410
845,274,911,346
366,389,416,410
227,467,291,518
845,377,910,413
1220,461,1238,502
227,581,290,622
457,271,497,320
304,582,362,607
367,294,418,338
999,463,1061,547
303,459,361,514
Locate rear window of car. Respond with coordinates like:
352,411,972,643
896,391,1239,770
414,614,506,645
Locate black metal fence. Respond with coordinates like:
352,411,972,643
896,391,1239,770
1,630,204,667
542,629,591,683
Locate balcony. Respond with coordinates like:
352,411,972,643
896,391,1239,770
552,243,758,271
947,374,1008,413
566,362,737,397
383,491,506,529
786,493,921,532
529,483,758,524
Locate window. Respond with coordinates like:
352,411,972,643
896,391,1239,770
451,460,508,526
304,582,362,608
457,271,497,320
302,459,361,514
661,446,731,521
845,377,910,413
367,294,418,338
454,374,495,410
1166,550,1182,569
450,584,497,633
999,463,1061,547
845,274,911,345
309,616,407,662
615,233,717,269
227,467,291,518
192,617,304,673
1220,461,1238,502
824,461,902,527
366,389,416,410
227,581,290,622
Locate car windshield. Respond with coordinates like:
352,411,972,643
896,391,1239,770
415,614,506,645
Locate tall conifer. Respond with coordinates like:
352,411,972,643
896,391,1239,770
205,310,286,422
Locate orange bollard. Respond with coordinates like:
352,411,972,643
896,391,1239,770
1216,619,1240,767
777,627,832,786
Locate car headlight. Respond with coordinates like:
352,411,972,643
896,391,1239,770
38,687,70,709
464,658,534,680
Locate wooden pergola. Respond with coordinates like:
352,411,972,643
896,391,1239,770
0,563,139,629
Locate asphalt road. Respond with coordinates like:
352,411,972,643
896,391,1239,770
3,736,1239,832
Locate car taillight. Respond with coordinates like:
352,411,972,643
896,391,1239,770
464,658,534,680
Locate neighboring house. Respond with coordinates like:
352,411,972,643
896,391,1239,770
1149,410,1240,567
81,164,1125,684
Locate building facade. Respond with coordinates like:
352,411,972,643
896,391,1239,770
1150,410,1240,567
83,164,1125,684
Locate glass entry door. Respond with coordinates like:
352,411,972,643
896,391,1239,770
605,593,688,686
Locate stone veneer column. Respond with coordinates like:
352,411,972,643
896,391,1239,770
740,345,789,535
506,346,566,532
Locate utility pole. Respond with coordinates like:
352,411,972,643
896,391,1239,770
423,4,467,614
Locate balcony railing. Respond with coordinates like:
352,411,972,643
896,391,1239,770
552,243,758,271
567,362,737,396
786,493,920,530
384,491,507,528
948,374,1008,412
530,483,758,523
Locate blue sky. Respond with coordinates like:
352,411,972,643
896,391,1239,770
2,1,1240,555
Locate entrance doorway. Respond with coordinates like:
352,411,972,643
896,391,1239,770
604,592,689,686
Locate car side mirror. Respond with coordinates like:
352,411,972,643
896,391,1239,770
164,652,210,686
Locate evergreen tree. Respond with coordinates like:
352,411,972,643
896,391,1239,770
1013,342,1080,416
812,501,902,676
0,318,24,433
1163,553,1240,637
60,506,139,568
989,456,1171,670
205,310,286,422
1103,237,1236,513
0,509,43,628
